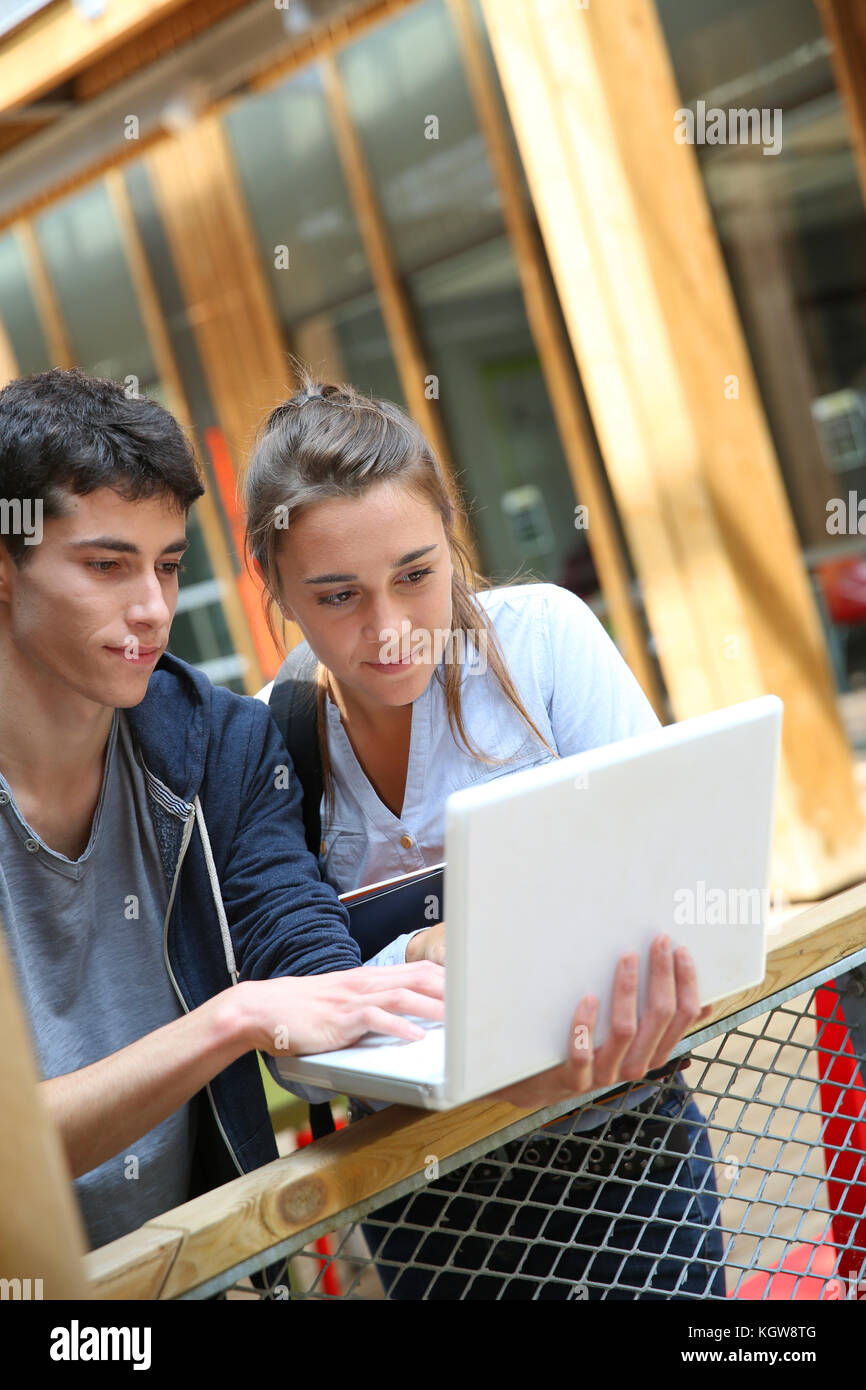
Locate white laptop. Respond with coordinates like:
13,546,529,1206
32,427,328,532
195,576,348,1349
275,695,782,1109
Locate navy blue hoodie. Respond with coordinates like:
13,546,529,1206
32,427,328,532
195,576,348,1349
124,650,360,1213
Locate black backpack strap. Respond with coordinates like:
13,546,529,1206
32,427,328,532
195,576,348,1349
267,641,323,857
267,643,335,1140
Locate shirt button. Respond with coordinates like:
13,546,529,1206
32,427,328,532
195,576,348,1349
400,834,413,849
0,791,9,805
24,838,40,853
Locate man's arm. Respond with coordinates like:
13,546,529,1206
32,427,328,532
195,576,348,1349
40,963,444,1179
39,989,246,1179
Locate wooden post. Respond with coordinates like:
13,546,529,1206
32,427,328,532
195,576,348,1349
105,168,269,691
0,924,91,1299
479,0,866,898
814,0,866,208
146,114,295,477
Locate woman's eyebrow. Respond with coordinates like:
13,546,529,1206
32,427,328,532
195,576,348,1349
304,543,438,584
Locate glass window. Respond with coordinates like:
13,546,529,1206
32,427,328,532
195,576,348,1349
225,67,373,326
34,183,158,389
24,179,246,691
0,231,51,374
337,0,502,275
409,236,581,588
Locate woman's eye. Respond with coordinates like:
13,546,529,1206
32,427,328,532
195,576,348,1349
318,589,356,607
317,570,432,606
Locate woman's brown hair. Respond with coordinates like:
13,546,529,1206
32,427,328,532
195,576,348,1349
242,368,556,827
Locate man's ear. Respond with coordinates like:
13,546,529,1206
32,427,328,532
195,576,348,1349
0,538,15,605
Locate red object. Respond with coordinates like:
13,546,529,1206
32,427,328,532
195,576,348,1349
293,1120,346,1297
814,985,866,1286
202,425,284,680
729,1240,838,1300
728,986,866,1300
815,557,866,625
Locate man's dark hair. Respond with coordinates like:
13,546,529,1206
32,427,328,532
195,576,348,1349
0,367,205,565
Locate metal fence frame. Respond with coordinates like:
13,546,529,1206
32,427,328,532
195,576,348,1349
174,943,866,1301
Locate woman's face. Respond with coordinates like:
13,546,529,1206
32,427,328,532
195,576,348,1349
270,479,454,713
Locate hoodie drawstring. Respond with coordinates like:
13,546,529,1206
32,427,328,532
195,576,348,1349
194,795,239,985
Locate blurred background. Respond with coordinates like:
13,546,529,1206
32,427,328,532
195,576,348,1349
2,0,866,892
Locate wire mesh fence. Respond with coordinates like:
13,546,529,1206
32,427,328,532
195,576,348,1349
199,952,866,1302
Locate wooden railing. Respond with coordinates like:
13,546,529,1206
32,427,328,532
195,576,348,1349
82,881,866,1299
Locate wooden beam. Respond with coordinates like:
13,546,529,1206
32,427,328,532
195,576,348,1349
0,311,19,383
83,880,866,1299
446,0,665,718
0,0,422,236
814,0,866,210
0,922,91,1299
0,0,193,115
320,53,477,564
249,0,421,98
104,168,268,692
74,0,255,103
478,0,866,898
146,116,300,668
146,114,293,468
14,221,75,368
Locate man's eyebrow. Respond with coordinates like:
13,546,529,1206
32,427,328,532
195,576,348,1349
303,543,438,584
66,536,190,556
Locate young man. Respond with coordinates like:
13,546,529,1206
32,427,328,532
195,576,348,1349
0,367,444,1263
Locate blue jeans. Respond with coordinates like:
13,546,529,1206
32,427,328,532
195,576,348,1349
360,1077,727,1300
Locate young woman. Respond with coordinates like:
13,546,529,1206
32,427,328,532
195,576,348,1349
243,374,727,1300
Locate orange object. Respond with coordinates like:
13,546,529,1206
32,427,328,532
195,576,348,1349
203,426,284,680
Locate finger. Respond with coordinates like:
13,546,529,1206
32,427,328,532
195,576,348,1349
617,935,677,1079
352,962,445,997
362,987,445,1022
355,1006,428,1042
591,954,639,1087
562,994,597,1091
644,945,703,1070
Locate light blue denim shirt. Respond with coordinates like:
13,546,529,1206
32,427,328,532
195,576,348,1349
258,583,667,1127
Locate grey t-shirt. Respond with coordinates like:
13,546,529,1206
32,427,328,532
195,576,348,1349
0,710,196,1250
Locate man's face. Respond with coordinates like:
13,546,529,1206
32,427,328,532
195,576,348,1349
272,479,454,714
0,486,188,709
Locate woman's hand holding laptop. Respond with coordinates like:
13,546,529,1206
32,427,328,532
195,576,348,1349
491,934,711,1110
403,923,710,1110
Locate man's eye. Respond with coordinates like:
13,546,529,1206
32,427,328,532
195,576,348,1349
160,562,186,576
88,560,118,573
